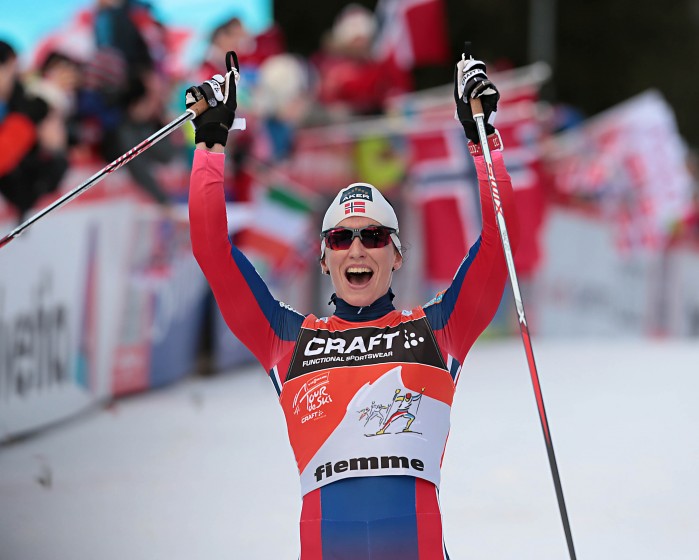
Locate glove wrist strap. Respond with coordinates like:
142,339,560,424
195,122,230,148
467,130,502,156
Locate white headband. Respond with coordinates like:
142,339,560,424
320,183,401,256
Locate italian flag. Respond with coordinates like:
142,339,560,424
236,184,315,275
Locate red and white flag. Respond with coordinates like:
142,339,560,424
408,126,479,285
545,90,693,252
345,200,366,214
496,83,548,278
373,0,450,70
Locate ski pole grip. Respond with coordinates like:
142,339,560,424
186,50,239,119
470,96,484,118
188,97,211,118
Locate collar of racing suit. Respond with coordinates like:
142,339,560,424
329,289,396,322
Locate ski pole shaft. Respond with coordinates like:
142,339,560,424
464,42,578,560
0,97,210,250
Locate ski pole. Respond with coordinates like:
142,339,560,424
0,50,244,251
0,97,208,250
463,41,578,560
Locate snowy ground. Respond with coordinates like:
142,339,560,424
1,337,698,560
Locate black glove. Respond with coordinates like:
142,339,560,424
185,69,238,148
453,57,499,143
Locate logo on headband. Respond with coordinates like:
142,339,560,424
345,201,365,214
340,185,373,204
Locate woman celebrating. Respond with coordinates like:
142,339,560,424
186,52,518,559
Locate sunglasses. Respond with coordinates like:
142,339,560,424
321,225,396,251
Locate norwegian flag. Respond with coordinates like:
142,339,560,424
373,0,450,70
345,201,366,214
403,70,549,284
408,126,480,285
495,83,548,277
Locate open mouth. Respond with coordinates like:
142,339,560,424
345,266,374,287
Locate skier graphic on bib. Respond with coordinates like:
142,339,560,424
376,388,424,434
359,400,389,427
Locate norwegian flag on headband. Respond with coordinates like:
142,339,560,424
373,0,450,70
345,201,366,214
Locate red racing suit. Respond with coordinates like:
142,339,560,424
189,146,518,559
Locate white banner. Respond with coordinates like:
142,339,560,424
533,207,663,336
0,200,132,437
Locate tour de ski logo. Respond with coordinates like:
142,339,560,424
292,372,333,424
358,386,425,437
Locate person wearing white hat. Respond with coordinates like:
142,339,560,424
319,181,403,310
186,50,518,558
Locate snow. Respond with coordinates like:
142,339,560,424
1,337,698,559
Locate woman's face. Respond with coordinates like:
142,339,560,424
322,216,402,307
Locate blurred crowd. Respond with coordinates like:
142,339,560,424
0,1,414,222
2,0,697,245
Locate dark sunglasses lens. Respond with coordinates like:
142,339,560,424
326,229,353,250
324,226,394,250
361,226,392,248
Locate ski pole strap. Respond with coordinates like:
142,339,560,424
467,130,503,156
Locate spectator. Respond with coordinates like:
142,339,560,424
196,17,253,82
193,18,286,204
251,53,319,161
26,49,85,156
102,67,175,207
0,40,69,222
80,0,177,207
238,23,286,69
312,4,413,118
197,17,285,83
78,0,151,145
93,0,153,74
28,51,82,118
